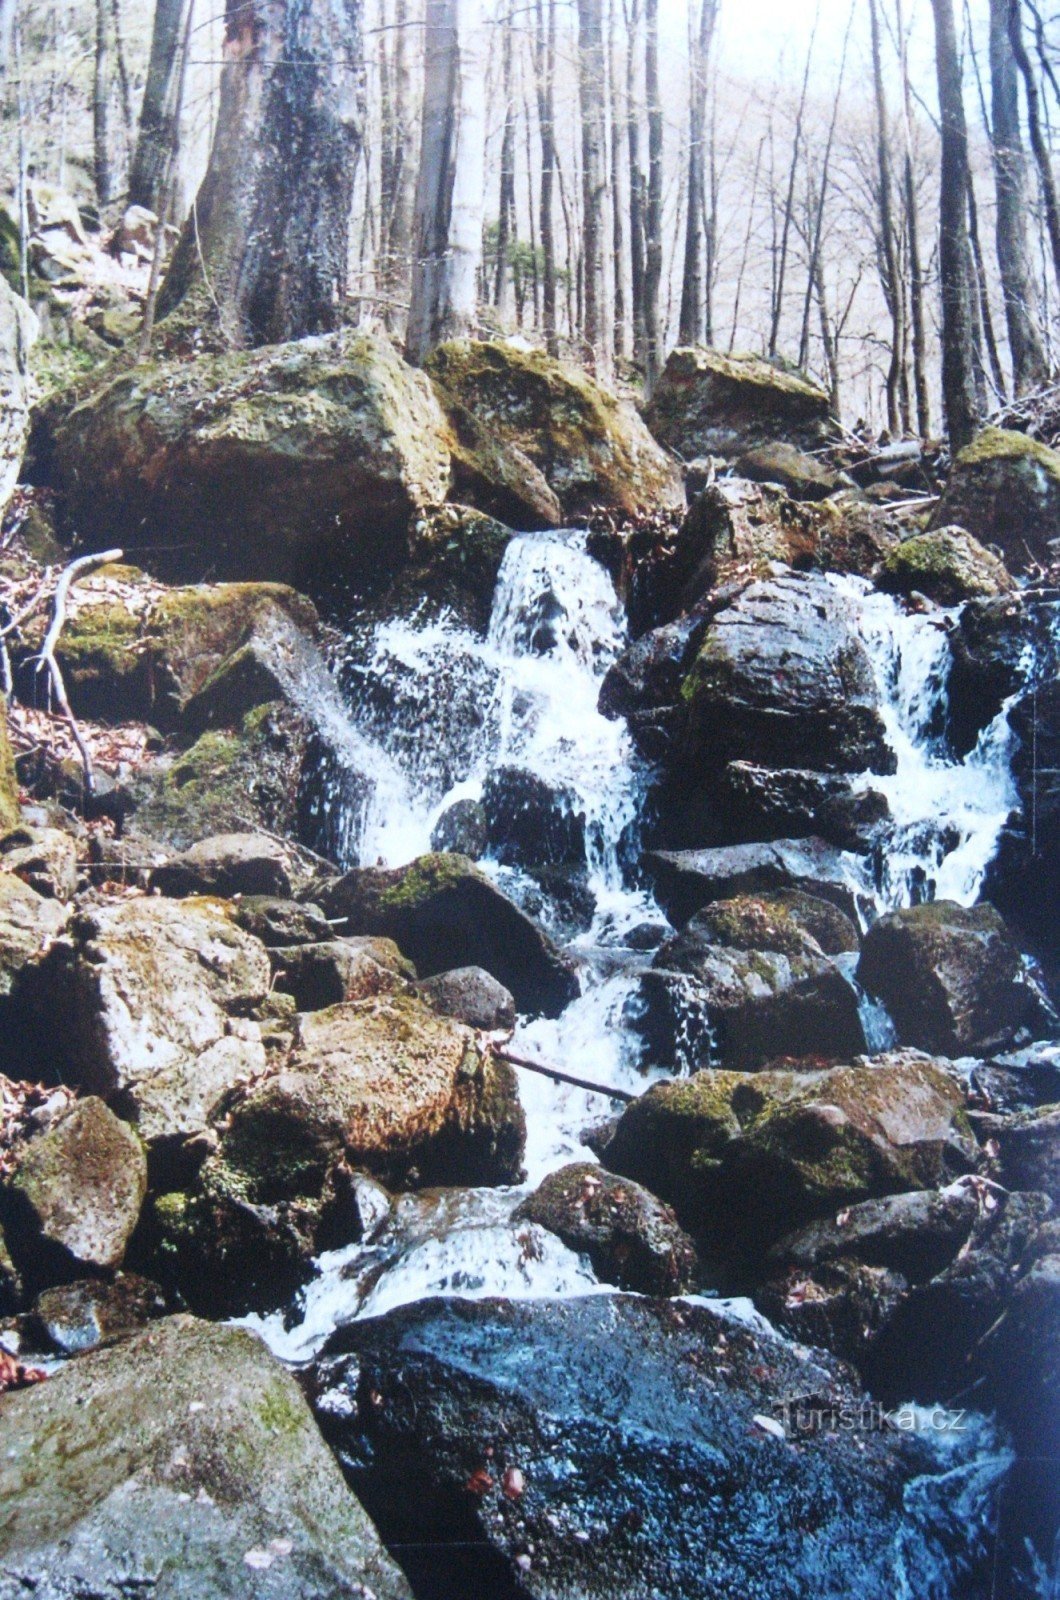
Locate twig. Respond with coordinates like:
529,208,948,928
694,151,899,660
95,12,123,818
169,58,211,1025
493,1044,639,1103
0,566,58,639
31,549,123,794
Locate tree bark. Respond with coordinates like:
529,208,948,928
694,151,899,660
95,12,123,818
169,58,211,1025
643,0,662,391
93,0,114,207
159,0,365,348
534,0,558,354
609,0,626,359
678,0,717,346
494,4,517,323
869,0,906,434
768,17,815,360
624,0,646,365
990,0,1048,392
406,0,486,364
896,0,931,435
129,0,185,211
577,0,611,379
1009,0,1060,291
931,0,981,450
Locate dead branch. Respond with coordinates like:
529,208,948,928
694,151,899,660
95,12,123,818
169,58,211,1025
32,549,123,795
493,1043,640,1102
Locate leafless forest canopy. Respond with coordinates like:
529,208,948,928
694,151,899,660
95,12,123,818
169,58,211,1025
5,0,1060,437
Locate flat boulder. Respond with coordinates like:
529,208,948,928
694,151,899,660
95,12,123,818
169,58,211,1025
317,854,580,1017
271,937,411,1011
679,570,895,776
646,837,869,927
4,1097,146,1288
930,426,1060,570
0,826,78,901
713,761,891,852
47,329,451,585
856,901,1036,1055
426,339,683,521
645,346,838,458
601,1051,977,1267
310,1293,1003,1600
0,1315,411,1600
149,831,294,898
414,966,517,1031
736,439,850,499
878,526,1014,605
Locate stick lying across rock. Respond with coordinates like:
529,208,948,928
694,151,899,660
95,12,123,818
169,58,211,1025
493,1045,640,1103
32,548,123,795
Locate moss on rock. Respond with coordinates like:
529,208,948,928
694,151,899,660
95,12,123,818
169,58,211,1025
930,426,1060,571
878,526,1013,605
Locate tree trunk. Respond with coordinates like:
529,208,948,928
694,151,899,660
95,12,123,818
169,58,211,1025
869,0,906,434
643,0,662,392
931,0,981,449
129,0,185,210
768,18,815,360
1009,0,1060,291
577,0,611,380
896,0,931,435
990,0,1048,392
93,0,114,207
609,0,626,359
406,0,486,363
0,0,15,73
678,0,717,346
160,0,365,348
535,0,558,355
967,167,1006,400
625,0,646,365
494,5,516,324
388,0,415,297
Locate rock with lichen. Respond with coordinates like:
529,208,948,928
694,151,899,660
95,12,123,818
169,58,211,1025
878,525,1014,605
930,426,1060,571
645,345,838,459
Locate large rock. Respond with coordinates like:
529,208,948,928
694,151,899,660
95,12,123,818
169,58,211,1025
878,526,1014,605
48,330,451,584
983,676,1060,959
0,279,37,519
856,901,1036,1056
946,589,1060,755
712,761,891,851
481,765,586,867
316,854,580,1017
930,426,1060,570
598,612,707,761
0,1315,411,1600
310,1294,1002,1600
149,831,294,898
679,571,895,777
645,346,838,458
4,1097,146,1287
414,965,516,1031
425,339,684,522
514,1162,698,1293
0,874,68,1003
271,937,411,1011
601,1052,977,1268
54,896,273,1157
646,837,869,927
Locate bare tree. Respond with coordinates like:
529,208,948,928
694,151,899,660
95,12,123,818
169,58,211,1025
406,0,487,363
534,0,558,354
624,0,646,364
930,0,981,448
768,11,817,359
643,0,663,391
896,0,931,435
494,0,517,323
869,0,907,433
93,0,114,206
577,0,612,378
129,0,185,211
678,0,719,346
990,0,1048,388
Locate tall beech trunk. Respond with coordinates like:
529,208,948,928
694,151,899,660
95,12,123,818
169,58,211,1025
610,0,626,359
93,0,114,206
625,0,646,364
643,0,662,392
1009,0,1060,291
577,0,611,379
896,0,931,435
406,0,486,363
159,0,365,348
129,0,185,211
990,0,1048,392
494,6,516,323
535,0,558,354
931,0,981,450
869,0,906,434
678,0,718,345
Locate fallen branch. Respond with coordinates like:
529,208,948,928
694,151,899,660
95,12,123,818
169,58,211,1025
493,1044,640,1104
32,549,123,795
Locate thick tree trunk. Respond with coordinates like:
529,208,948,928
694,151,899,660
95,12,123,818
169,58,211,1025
93,0,114,207
931,0,981,450
494,7,516,324
158,0,365,348
1009,0,1060,291
895,0,930,435
577,0,611,380
406,0,486,364
625,0,646,365
869,0,906,434
129,0,185,211
643,0,662,392
535,0,558,355
990,0,1048,392
678,0,717,346
609,0,626,359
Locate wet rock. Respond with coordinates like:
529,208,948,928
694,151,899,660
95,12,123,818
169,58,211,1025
311,1293,1001,1600
965,1040,1060,1114
930,426,1060,571
149,831,293,899
481,765,586,867
514,1162,698,1293
430,797,488,857
0,825,78,901
426,339,683,522
684,889,861,957
56,896,272,1155
982,675,1060,961
946,589,1060,755
679,570,895,776
646,837,868,927
30,1272,167,1355
0,278,37,519
877,526,1014,606
597,612,706,760
4,1098,146,1288
228,895,333,947
271,938,410,1011
856,901,1035,1056
736,439,850,499
0,1314,412,1600
402,503,521,626
983,1104,1060,1202
766,1186,982,1283
414,966,517,1031
645,346,838,458
754,1257,910,1369
980,1249,1060,1525
47,330,451,585
601,1052,977,1268
710,761,891,852
316,854,580,1018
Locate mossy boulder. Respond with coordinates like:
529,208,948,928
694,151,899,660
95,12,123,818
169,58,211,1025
856,901,1036,1056
878,526,1014,605
4,1097,146,1289
0,1314,412,1600
317,853,580,1017
930,426,1060,571
0,278,37,520
646,838,869,930
47,329,452,584
645,346,838,459
686,890,860,958
514,1162,699,1294
601,1052,977,1269
426,339,684,522
0,874,68,1025
736,440,850,500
